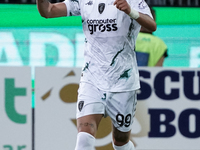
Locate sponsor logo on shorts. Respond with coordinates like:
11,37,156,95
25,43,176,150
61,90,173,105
78,101,84,111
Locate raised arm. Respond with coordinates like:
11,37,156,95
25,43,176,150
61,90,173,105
36,0,67,18
114,0,157,32
136,13,157,32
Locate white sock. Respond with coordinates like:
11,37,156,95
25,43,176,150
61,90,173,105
113,141,135,150
75,132,95,150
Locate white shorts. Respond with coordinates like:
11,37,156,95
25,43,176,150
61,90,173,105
76,82,137,132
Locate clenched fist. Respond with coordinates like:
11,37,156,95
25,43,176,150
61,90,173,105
114,0,131,14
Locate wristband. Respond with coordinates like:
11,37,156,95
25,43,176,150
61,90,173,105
128,8,139,19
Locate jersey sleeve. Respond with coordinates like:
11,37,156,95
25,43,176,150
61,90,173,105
63,0,81,16
131,0,153,19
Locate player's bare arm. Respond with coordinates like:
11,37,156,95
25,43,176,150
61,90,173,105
136,13,157,32
36,0,67,18
114,0,157,32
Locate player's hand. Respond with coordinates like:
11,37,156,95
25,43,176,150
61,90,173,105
113,0,131,15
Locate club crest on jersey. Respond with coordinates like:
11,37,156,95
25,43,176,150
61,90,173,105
78,101,84,112
98,3,105,14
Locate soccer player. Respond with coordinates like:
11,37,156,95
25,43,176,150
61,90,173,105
36,0,156,149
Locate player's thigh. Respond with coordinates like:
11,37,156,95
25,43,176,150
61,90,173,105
76,82,106,136
77,82,106,118
107,90,137,132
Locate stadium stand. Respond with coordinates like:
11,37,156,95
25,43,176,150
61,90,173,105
0,0,199,6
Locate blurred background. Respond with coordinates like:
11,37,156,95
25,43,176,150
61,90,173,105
1,0,200,6
0,0,200,68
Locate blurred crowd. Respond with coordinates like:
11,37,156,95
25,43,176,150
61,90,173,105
0,0,199,6
146,0,199,6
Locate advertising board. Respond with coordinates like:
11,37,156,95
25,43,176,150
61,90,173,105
0,67,32,150
35,67,200,150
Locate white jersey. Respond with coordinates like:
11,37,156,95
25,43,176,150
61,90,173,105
64,0,153,92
